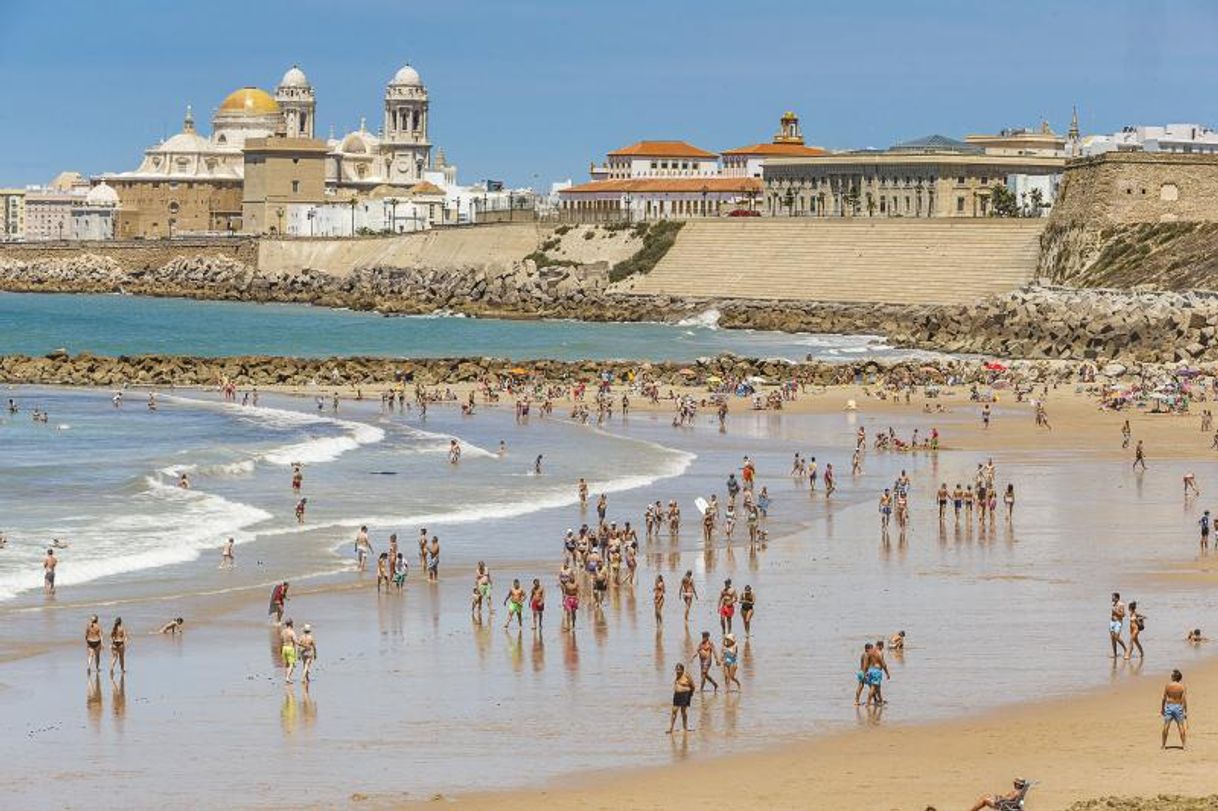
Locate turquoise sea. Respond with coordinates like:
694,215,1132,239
0,291,930,362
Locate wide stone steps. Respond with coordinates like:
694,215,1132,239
627,219,1045,305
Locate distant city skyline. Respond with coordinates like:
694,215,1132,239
2,0,1217,189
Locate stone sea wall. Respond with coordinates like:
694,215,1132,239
5,253,1218,365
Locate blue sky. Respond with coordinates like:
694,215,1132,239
1,0,1216,188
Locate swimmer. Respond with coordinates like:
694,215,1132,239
889,630,906,651
178,472,190,489
1186,628,1209,644
291,464,303,492
534,454,544,475
498,440,507,456
157,617,185,635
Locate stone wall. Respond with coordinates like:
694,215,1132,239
0,238,257,272
1041,153,1218,286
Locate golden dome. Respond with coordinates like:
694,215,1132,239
218,87,280,115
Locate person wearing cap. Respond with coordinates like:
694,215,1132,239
298,624,317,684
721,633,742,692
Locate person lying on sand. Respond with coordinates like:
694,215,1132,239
966,778,1029,811
157,618,184,635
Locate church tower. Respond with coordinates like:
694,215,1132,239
774,111,805,145
275,65,315,139
383,63,431,184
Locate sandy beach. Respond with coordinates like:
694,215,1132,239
4,379,1218,811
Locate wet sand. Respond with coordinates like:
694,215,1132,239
4,382,1218,810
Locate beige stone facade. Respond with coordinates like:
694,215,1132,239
1052,152,1218,225
241,137,329,235
764,149,1064,218
110,177,243,239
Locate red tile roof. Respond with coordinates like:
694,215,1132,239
607,140,718,158
721,142,827,156
561,177,762,194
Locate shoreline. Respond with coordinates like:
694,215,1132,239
5,383,1218,809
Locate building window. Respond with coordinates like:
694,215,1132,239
957,176,966,185
956,196,964,212
292,181,300,193
169,201,180,215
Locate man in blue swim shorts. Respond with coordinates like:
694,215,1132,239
1162,669,1188,749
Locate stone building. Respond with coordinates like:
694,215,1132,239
241,136,329,235
762,135,1064,218
557,177,762,222
1052,151,1218,225
0,188,25,241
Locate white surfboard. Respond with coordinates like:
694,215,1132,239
695,497,709,515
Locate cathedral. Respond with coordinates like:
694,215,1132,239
103,64,445,238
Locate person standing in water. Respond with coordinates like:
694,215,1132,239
1133,440,1147,472
722,633,742,692
220,537,235,568
1201,510,1211,551
428,535,440,582
653,574,666,623
740,585,755,637
355,526,371,572
717,579,737,635
692,631,720,692
269,582,289,625
1126,600,1145,661
534,454,544,475
43,548,57,595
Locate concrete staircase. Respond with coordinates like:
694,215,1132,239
626,219,1045,305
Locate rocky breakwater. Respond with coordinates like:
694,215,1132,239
0,351,1026,390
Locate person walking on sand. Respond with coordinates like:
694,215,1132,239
1109,592,1128,659
722,633,742,692
680,570,698,623
653,574,666,622
428,535,440,582
667,663,695,734
1200,510,1211,551
298,624,317,684
529,579,545,631
1162,669,1188,749
1126,600,1145,660
376,552,390,594
280,619,299,684
1003,484,1015,521
503,579,526,630
879,489,893,531
865,640,891,706
43,547,57,595
692,631,720,692
108,617,128,677
1133,440,1147,472
854,642,874,706
740,585,755,637
86,615,103,673
718,579,737,635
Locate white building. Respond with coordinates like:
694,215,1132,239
71,182,119,240
589,141,719,181
283,182,447,237
0,188,24,241
1080,123,1218,157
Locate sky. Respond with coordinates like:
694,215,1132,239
2,0,1217,189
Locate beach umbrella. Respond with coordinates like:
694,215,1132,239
984,361,1008,372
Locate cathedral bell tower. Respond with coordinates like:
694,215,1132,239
275,65,315,139
382,63,431,184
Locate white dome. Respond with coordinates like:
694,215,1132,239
159,131,213,153
85,182,119,206
391,64,422,86
280,65,309,88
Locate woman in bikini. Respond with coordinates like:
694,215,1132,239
680,570,698,622
653,574,666,622
740,585,755,637
85,615,103,674
109,616,127,677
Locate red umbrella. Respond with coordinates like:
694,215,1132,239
984,361,1008,372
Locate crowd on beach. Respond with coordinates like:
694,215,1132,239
10,358,1218,807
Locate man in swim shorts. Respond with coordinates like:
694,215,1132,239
1162,669,1188,749
43,548,57,595
280,619,298,684
503,579,526,630
1109,592,1128,659
667,663,695,734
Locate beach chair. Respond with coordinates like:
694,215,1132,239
994,779,1035,810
